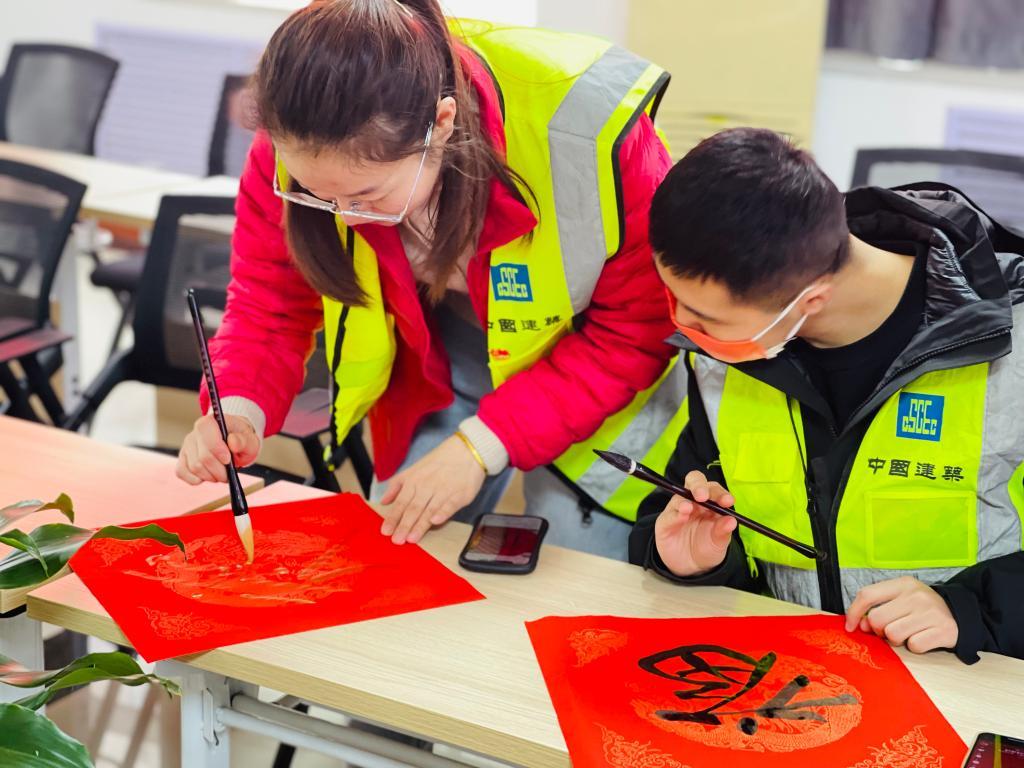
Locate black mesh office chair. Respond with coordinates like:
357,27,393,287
0,43,119,155
90,73,257,356
208,73,257,177
66,195,372,495
0,159,82,423
850,148,1024,231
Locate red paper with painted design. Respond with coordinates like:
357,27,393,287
526,614,966,768
70,494,484,661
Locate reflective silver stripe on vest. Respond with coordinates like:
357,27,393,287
693,355,727,440
549,46,652,315
694,304,1024,609
577,360,688,505
977,301,1024,556
764,564,965,611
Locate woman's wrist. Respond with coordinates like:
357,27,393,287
457,416,510,475
453,430,488,474
214,396,267,450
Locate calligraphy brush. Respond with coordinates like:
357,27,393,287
187,289,254,564
593,450,822,561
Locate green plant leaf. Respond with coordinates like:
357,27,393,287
60,651,144,678
0,703,93,767
0,519,185,590
0,654,60,689
0,650,141,690
1,651,180,712
0,495,75,531
92,524,186,557
0,501,43,512
0,524,93,590
16,671,179,711
35,494,75,524
0,530,47,575
0,500,43,528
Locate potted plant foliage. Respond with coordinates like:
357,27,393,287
0,494,184,767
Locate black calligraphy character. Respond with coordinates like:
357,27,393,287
637,645,859,737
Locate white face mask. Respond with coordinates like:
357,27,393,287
669,282,817,364
752,285,814,359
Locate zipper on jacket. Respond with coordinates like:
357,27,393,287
805,467,844,613
786,397,844,612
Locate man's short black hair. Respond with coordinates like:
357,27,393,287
650,127,849,304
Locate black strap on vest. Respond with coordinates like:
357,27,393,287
326,227,356,465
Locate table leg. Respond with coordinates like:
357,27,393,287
0,607,43,704
156,661,234,768
159,689,182,768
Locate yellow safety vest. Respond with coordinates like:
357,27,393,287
693,339,1024,607
280,20,688,521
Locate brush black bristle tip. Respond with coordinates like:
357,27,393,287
592,450,631,470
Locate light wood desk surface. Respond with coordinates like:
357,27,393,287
88,174,240,229
215,479,331,509
28,482,1024,767
0,141,196,218
0,416,262,613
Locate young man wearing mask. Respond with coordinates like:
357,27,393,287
631,127,1024,664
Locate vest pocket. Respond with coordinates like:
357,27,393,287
731,433,797,482
865,490,977,568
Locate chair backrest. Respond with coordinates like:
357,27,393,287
850,147,1024,231
130,193,332,396
0,158,85,328
207,73,257,177
0,43,119,155
131,195,237,390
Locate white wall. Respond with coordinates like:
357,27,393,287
13,1,1024,191
812,52,1024,188
0,1,286,62
537,0,628,45
0,0,548,172
0,0,543,64
443,0,538,26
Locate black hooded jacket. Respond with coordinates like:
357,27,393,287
629,185,1024,665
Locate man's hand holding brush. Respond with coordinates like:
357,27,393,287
655,470,738,577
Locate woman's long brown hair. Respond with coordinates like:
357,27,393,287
254,0,530,305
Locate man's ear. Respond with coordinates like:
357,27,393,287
801,279,834,318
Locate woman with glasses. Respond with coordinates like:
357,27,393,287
176,0,685,560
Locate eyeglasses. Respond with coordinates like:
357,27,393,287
272,122,434,224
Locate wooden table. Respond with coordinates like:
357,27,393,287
0,142,236,406
0,415,263,613
0,416,262,703
26,482,1024,767
0,141,197,219
91,174,240,230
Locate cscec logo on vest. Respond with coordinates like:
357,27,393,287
491,264,533,302
896,392,944,442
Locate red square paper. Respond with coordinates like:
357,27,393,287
526,614,966,768
71,494,483,661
